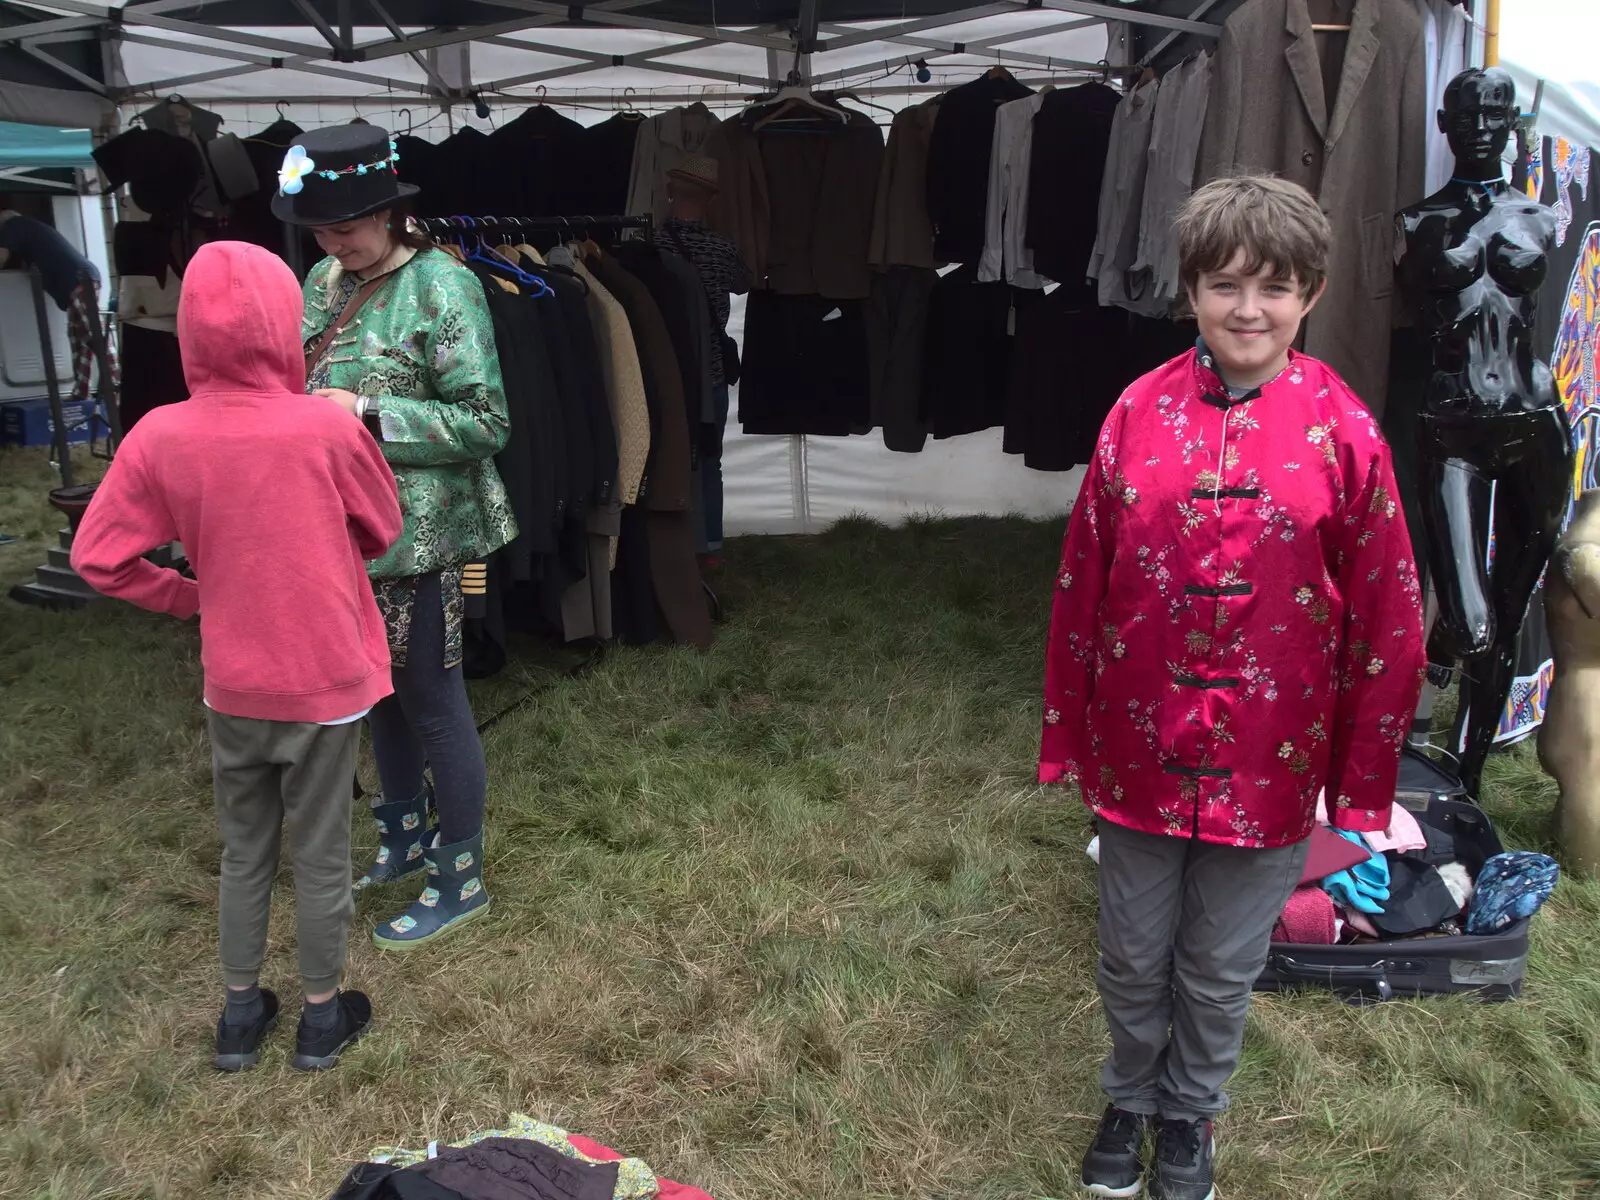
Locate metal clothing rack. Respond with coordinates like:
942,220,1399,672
422,209,725,630
417,214,654,239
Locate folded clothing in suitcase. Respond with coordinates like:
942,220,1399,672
1254,747,1531,1003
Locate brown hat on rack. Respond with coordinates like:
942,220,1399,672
667,154,719,193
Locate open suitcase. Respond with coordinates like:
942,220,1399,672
1253,746,1531,1003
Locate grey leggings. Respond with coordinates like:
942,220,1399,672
367,572,487,844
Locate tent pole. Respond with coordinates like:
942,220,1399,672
1483,0,1499,66
30,271,74,490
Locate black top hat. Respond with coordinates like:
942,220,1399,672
270,123,419,227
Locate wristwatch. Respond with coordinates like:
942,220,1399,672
354,394,383,440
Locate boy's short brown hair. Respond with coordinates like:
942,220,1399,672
1176,175,1332,301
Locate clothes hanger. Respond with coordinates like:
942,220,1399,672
460,217,552,297
1311,0,1354,30
830,89,894,119
751,92,849,130
746,69,849,126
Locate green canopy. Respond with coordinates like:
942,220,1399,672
0,121,94,170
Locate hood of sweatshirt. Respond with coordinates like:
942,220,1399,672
178,240,306,397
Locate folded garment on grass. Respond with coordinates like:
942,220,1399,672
351,1114,714,1200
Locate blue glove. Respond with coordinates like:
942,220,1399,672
1323,829,1391,914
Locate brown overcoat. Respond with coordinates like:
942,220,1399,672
1197,0,1427,417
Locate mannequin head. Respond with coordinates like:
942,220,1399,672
666,178,714,222
665,155,720,223
1439,67,1517,171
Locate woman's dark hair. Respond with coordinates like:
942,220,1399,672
387,199,434,252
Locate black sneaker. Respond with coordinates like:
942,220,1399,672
1081,1105,1151,1197
290,990,372,1071
1150,1118,1216,1200
213,988,280,1072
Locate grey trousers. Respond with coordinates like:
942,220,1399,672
208,710,360,994
1096,819,1309,1122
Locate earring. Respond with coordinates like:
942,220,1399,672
385,222,392,229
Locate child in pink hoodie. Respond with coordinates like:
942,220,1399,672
73,241,403,1072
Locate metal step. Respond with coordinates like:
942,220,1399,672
9,580,92,609
34,563,102,598
57,528,74,551
47,546,72,570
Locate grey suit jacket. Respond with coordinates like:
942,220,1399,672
1198,0,1427,417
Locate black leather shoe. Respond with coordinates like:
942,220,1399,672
290,990,372,1071
213,988,280,1072
1081,1105,1151,1197
1150,1118,1215,1200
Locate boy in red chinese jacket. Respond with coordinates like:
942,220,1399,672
1042,177,1425,1200
73,241,403,1073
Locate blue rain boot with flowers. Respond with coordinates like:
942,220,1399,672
352,786,436,896
372,831,491,951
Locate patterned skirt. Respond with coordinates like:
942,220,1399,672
373,566,465,671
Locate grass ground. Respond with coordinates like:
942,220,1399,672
2,444,1599,1200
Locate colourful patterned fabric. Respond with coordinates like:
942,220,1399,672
1548,138,1591,249
302,247,518,583
1497,146,1600,744
1039,348,1427,849
1553,217,1600,528
371,1114,659,1200
67,281,116,405
372,565,464,670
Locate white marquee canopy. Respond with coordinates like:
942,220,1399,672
1,0,1593,533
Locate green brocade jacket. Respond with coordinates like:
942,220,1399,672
302,248,518,581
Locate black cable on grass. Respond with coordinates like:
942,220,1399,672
351,639,608,800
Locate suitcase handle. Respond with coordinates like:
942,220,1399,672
1269,954,1394,1003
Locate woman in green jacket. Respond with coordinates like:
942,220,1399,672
275,124,516,950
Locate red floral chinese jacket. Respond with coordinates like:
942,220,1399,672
1039,347,1426,848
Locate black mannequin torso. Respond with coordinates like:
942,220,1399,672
1395,67,1572,799
1401,180,1557,415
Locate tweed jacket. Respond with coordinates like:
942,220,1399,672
572,259,651,508
1197,0,1427,418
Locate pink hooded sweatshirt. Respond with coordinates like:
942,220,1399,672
73,240,403,722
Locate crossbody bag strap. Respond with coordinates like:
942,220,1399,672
305,275,387,377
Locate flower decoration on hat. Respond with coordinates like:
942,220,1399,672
277,144,316,195
312,140,402,183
